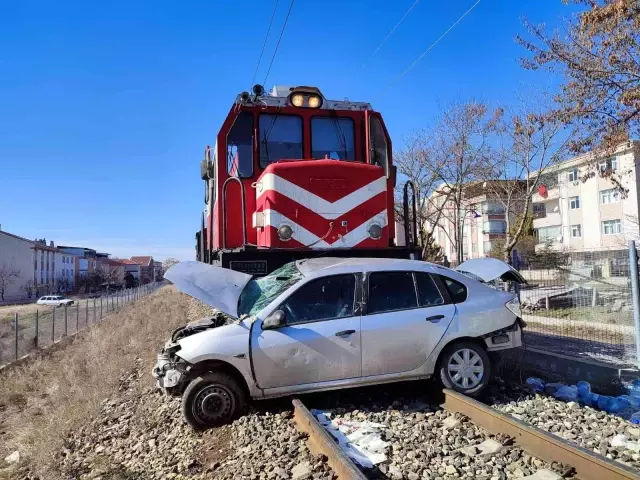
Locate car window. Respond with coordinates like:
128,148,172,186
415,272,444,307
368,271,417,314
438,275,467,303
279,274,355,325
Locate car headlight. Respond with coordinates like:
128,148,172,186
505,296,522,317
278,224,293,241
368,223,382,239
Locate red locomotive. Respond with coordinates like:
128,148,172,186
196,84,419,275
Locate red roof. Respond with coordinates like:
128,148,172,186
112,258,137,265
130,256,153,266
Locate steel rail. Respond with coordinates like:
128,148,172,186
291,398,367,480
443,389,640,480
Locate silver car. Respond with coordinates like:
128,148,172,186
154,257,525,430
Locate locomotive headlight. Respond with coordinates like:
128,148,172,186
291,94,304,107
308,95,322,108
278,224,293,241
368,223,382,239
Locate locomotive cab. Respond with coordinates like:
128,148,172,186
196,85,419,275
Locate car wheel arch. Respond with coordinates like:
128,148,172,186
186,360,251,397
434,336,487,370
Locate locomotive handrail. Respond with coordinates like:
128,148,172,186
403,180,418,249
222,177,247,249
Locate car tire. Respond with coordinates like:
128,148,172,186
181,372,246,431
438,341,491,396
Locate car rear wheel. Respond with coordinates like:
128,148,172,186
181,372,246,430
438,341,490,396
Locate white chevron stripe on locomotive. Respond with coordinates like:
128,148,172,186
263,208,388,249
256,173,386,219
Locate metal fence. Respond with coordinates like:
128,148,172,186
0,282,162,367
516,246,638,367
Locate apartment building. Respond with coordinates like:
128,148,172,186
425,182,524,263
531,141,640,252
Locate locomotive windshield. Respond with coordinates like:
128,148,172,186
311,117,355,160
259,114,303,167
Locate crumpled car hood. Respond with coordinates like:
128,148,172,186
164,261,252,318
456,258,527,284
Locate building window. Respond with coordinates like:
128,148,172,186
481,201,505,214
599,157,618,174
567,168,578,182
570,196,580,209
602,219,622,235
535,226,562,243
600,188,620,205
483,220,506,233
472,243,478,253
483,241,492,253
533,203,546,218
571,225,582,238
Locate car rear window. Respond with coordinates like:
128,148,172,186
415,272,444,307
438,275,467,303
368,271,417,314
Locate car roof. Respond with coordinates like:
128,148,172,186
295,257,444,276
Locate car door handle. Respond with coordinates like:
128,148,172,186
426,315,445,322
335,329,356,338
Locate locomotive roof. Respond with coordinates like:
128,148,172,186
235,85,373,112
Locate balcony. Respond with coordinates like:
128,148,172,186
533,212,562,228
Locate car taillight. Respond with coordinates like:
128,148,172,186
505,296,522,317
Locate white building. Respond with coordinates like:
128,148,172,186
54,250,75,292
0,229,36,303
532,141,640,252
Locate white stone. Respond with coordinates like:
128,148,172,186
522,470,563,480
442,416,461,429
4,451,20,465
291,461,312,480
478,439,503,455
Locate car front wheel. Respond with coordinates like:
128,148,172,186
181,372,246,430
438,341,490,396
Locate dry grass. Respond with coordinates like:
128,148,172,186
0,286,211,479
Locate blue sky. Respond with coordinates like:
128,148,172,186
0,0,575,260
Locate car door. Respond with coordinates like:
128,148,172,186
361,270,456,377
252,273,362,390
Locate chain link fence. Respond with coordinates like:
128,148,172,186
0,282,162,367
516,247,637,367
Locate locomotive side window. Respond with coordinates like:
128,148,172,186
227,112,253,178
259,114,303,167
311,117,355,161
369,116,389,176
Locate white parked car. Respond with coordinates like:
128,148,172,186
154,257,526,430
36,295,74,307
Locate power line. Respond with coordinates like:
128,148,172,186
251,0,280,87
378,0,481,97
263,0,296,87
361,0,421,70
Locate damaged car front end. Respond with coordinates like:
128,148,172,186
152,313,231,395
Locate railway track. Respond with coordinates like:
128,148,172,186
291,388,640,480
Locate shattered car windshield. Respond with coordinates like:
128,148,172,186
238,262,303,316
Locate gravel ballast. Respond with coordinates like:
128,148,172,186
306,384,570,480
488,381,640,472
54,363,336,480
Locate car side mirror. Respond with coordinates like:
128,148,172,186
263,310,286,330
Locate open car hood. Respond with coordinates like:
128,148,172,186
456,258,527,284
164,261,252,318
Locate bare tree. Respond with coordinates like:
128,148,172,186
98,266,124,286
482,107,569,262
0,263,20,302
22,280,35,300
163,257,179,272
423,101,501,264
517,0,640,154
